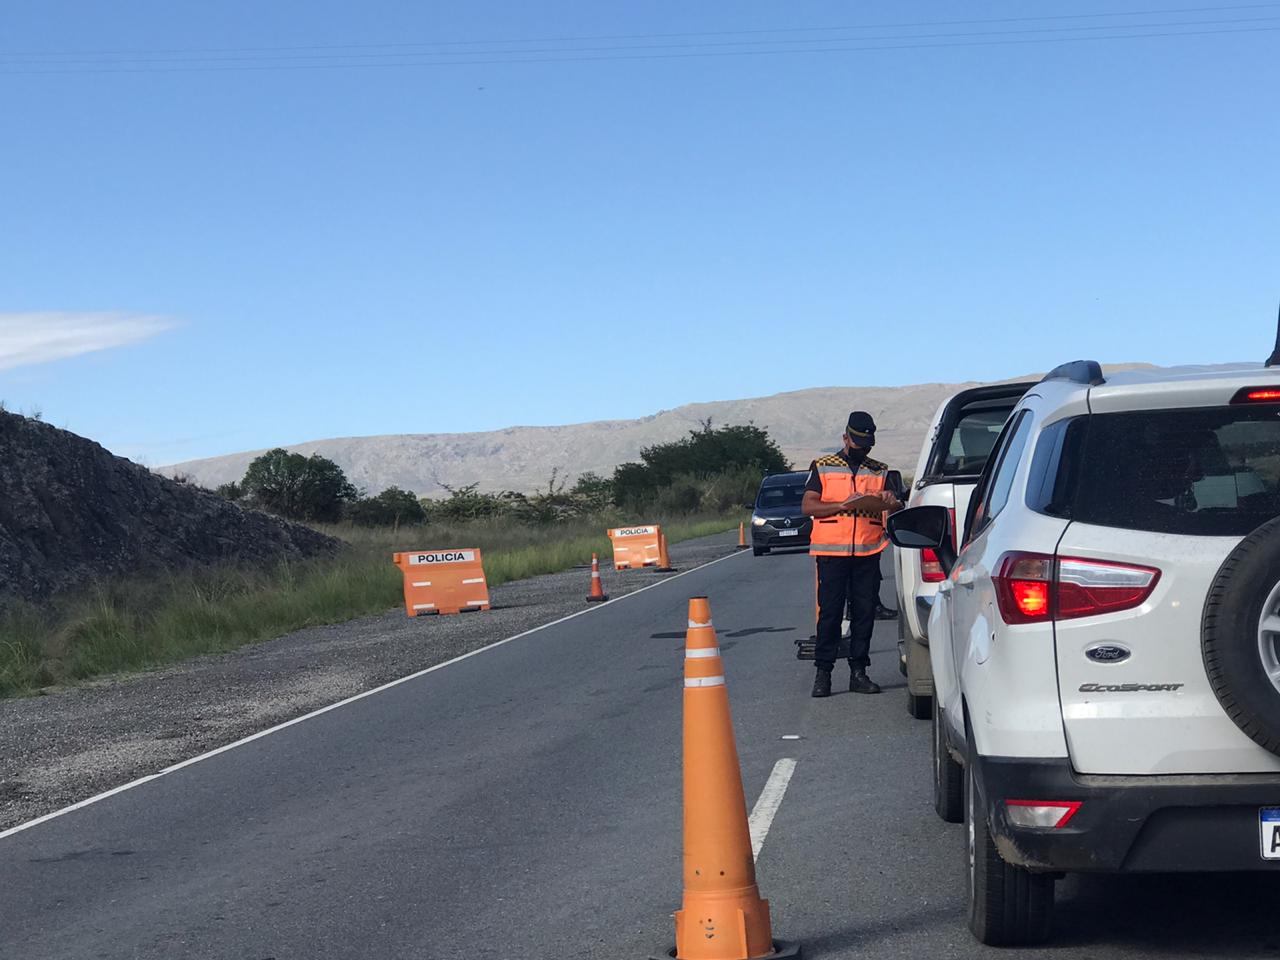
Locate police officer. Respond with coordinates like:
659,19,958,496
801,411,903,698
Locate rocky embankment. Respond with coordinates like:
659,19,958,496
0,410,336,605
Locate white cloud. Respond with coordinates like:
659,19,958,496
0,312,175,371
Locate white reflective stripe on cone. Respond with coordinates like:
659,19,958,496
684,676,725,687
413,603,436,610
685,647,720,659
687,619,713,628
462,577,485,584
412,581,431,587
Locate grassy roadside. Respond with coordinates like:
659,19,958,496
0,514,737,699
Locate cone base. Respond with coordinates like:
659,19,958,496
653,566,677,573
648,941,801,960
586,595,609,602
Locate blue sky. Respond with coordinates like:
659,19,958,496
2,1,1277,465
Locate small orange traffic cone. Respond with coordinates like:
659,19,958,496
655,531,677,573
586,553,608,603
736,521,748,550
653,598,800,960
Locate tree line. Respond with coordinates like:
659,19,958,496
213,421,790,526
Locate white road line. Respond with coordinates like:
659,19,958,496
0,546,750,843
749,758,798,862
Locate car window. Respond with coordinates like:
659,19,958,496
756,484,806,509
967,411,1032,541
1064,405,1280,536
1025,418,1075,516
939,407,1011,476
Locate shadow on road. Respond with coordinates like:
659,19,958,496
1051,872,1280,955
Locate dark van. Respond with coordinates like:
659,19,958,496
750,471,812,556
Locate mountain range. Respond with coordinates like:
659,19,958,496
163,367,1173,496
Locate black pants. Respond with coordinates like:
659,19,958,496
815,554,881,670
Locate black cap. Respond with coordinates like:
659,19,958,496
846,411,877,442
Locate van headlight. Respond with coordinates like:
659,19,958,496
751,516,768,527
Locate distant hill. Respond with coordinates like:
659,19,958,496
162,366,1171,496
0,411,336,604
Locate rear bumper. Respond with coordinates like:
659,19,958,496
975,755,1280,873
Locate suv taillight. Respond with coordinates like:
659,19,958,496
993,552,1160,625
920,508,957,583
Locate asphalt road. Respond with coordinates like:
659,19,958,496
3,547,1279,959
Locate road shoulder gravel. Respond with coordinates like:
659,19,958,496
0,531,742,832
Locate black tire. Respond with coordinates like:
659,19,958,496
752,546,769,557
933,701,963,823
965,736,1054,946
907,692,933,720
1203,516,1280,758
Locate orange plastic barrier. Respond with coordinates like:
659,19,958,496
607,524,665,570
653,597,799,960
392,548,491,616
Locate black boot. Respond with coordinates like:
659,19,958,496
849,667,882,695
811,666,833,698
874,601,899,621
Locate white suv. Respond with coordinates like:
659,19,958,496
888,359,1280,946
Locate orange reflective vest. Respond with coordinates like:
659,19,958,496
808,454,890,558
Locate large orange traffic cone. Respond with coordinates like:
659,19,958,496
736,521,748,550
586,553,609,603
655,597,800,960
655,531,677,573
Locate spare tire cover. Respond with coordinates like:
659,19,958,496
1203,515,1280,758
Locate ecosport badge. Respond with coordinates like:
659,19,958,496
1079,682,1184,693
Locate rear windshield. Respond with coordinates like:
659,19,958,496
756,484,806,509
1064,405,1280,537
937,407,1011,477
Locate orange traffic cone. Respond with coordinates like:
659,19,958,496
654,597,800,960
736,521,748,550
655,531,677,573
586,553,609,603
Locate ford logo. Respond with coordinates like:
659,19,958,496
1085,644,1131,664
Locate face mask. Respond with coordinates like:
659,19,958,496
847,431,875,450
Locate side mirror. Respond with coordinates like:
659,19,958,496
887,505,957,574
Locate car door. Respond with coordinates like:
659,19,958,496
950,411,1035,684
954,402,1075,759
933,410,1028,730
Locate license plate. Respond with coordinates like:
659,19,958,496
1262,808,1280,860
778,529,800,537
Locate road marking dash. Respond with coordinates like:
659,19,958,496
749,758,797,862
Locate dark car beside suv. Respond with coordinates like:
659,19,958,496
750,471,812,555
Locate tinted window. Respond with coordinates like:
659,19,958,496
756,484,806,509
1025,418,1076,517
1068,406,1280,536
969,411,1032,539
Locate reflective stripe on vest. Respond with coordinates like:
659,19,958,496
809,459,889,558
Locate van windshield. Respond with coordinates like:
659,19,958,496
1066,405,1280,537
756,484,807,510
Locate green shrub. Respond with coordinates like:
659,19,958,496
349,486,427,527
241,448,357,522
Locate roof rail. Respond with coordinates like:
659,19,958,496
1040,360,1105,387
